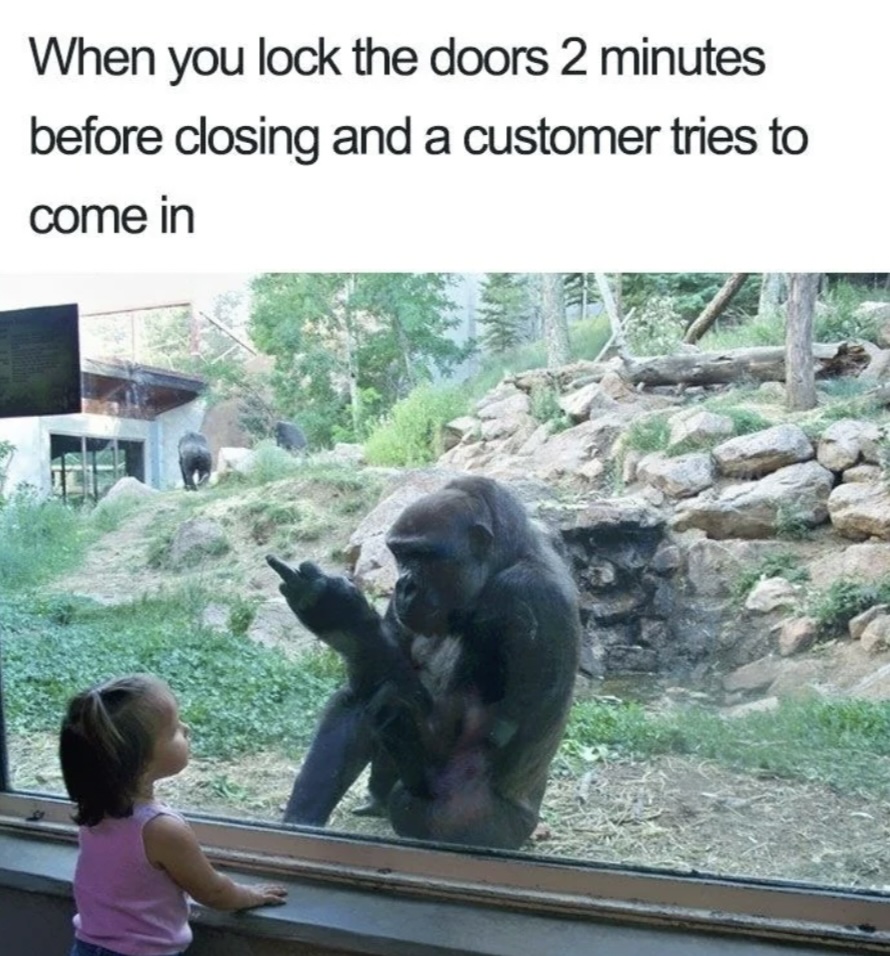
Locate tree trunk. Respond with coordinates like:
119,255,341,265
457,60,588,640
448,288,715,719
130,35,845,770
684,273,749,343
542,273,570,368
594,273,629,358
758,273,786,318
785,273,820,411
343,274,361,436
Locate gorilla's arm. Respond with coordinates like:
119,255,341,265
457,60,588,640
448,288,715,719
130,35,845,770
267,554,434,767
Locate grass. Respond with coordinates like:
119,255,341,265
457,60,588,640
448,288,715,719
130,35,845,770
562,696,890,796
730,552,810,604
807,578,890,638
0,591,342,760
0,491,89,590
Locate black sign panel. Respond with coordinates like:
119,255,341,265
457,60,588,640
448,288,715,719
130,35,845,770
0,304,82,418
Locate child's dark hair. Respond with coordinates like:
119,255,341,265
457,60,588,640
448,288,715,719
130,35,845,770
59,674,170,827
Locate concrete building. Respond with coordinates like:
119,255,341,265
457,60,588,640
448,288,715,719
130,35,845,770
0,357,205,501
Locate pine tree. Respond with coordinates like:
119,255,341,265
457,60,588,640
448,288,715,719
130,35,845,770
478,274,528,354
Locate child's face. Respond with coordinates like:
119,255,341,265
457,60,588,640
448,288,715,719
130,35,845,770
146,688,191,783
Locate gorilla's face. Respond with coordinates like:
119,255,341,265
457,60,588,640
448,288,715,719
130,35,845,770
386,490,493,637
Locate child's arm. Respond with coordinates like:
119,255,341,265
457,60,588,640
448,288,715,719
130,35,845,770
143,814,288,911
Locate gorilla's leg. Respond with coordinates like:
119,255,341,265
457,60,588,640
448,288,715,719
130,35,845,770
352,747,399,817
283,687,375,825
180,460,194,491
388,774,538,850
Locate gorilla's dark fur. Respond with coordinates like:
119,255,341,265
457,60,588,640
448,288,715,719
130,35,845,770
275,420,307,453
178,431,211,491
267,475,580,850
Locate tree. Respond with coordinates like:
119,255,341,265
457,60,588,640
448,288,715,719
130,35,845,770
757,273,787,319
541,273,570,367
684,273,750,344
785,273,820,411
249,273,465,446
477,274,529,353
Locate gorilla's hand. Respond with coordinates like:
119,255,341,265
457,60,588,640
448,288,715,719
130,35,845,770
266,555,379,656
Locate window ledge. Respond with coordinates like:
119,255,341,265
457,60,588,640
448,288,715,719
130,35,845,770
0,829,884,956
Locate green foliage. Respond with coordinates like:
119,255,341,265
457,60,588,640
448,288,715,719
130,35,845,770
717,406,772,434
807,579,890,638
563,696,890,794
241,497,331,548
699,314,785,349
227,597,258,637
1,593,342,759
623,414,671,454
568,315,612,360
529,383,570,430
0,439,14,502
731,552,810,604
621,273,760,324
249,273,467,446
624,295,686,354
0,490,86,591
775,502,814,541
364,384,469,466
90,494,148,533
242,440,301,484
478,273,530,353
816,281,880,342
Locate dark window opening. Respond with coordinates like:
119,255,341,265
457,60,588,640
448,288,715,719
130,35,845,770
50,434,145,504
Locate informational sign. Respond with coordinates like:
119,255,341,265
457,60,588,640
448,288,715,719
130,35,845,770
0,303,81,417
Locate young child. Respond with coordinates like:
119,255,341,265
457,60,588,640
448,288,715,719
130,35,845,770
60,674,287,956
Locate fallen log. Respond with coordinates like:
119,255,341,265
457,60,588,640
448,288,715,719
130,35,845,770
508,342,869,392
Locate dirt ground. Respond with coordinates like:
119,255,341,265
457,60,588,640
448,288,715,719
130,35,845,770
12,730,890,890
20,473,890,893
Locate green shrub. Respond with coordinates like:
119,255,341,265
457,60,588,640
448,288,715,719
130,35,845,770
624,296,686,355
364,384,468,466
0,490,85,590
529,383,571,430
623,414,671,455
242,440,300,484
731,552,810,604
807,579,890,637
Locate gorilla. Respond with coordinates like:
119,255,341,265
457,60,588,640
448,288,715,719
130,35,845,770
275,420,308,454
266,475,580,850
178,431,211,491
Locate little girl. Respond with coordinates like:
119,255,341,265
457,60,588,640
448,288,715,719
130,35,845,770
60,674,287,956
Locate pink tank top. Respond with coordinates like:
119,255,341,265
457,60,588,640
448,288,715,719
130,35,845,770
73,801,192,956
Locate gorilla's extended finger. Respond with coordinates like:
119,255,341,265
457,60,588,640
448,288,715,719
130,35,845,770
266,553,298,583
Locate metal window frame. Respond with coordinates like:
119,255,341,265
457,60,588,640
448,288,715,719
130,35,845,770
1,788,889,952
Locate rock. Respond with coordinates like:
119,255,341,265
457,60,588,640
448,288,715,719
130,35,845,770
722,656,783,694
673,460,834,539
636,452,716,499
828,482,890,540
860,615,890,654
843,464,882,483
712,424,814,479
809,543,890,588
667,409,734,449
442,416,479,451
817,419,881,472
778,617,818,656
849,605,890,640
745,577,802,613
97,476,158,505
168,518,229,569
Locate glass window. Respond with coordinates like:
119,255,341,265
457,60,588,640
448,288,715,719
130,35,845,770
50,434,145,504
3,273,890,950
